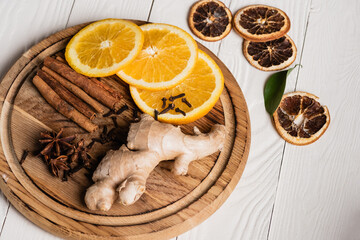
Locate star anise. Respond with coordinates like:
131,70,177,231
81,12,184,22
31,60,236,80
39,128,75,157
49,155,70,177
67,139,93,174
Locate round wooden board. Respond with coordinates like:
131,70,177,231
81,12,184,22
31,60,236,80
0,21,250,240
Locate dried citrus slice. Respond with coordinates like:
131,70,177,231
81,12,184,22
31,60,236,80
65,19,144,77
117,23,198,91
188,0,232,42
273,91,330,145
130,50,224,124
243,34,297,71
233,5,290,42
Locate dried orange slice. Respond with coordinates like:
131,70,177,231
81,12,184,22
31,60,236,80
130,50,224,124
243,34,297,71
188,0,232,42
65,19,144,77
273,91,330,145
233,5,290,42
117,23,198,91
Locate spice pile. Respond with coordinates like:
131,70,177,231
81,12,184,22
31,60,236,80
37,128,84,181
33,54,124,132
36,111,129,180
30,19,226,179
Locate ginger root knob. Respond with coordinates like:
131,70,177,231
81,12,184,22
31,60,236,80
85,114,226,211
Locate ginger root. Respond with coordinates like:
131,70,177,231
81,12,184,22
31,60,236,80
85,114,226,211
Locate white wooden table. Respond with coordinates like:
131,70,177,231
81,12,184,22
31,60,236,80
1,0,360,239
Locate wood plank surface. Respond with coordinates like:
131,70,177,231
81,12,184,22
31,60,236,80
171,0,312,239
0,1,74,239
268,0,360,239
0,0,74,80
1,0,359,239
67,0,153,26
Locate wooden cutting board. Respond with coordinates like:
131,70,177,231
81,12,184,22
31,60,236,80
0,21,250,240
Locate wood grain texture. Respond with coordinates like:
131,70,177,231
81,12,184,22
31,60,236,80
0,21,250,239
177,0,312,239
268,0,360,239
67,0,153,27
0,0,74,239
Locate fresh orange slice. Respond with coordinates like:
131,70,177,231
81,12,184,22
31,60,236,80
130,50,224,124
65,19,144,77
273,91,330,145
117,23,198,91
233,5,290,42
243,34,297,71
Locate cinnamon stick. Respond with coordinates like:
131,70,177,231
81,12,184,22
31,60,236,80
42,66,106,114
44,57,121,110
56,56,122,101
37,70,96,120
55,51,65,60
33,75,98,132
55,56,67,63
95,77,122,100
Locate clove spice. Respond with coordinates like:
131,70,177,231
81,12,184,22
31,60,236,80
175,107,186,116
182,97,192,108
133,108,140,121
103,109,115,117
154,109,159,120
161,97,167,109
111,116,118,128
159,103,175,115
87,140,95,150
169,93,185,101
20,150,29,165
116,104,128,115
62,170,69,182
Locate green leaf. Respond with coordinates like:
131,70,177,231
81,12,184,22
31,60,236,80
264,64,301,115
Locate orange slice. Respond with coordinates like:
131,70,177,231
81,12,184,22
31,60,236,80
130,50,224,124
117,23,198,91
233,5,290,42
243,34,297,71
188,0,232,42
273,91,330,145
65,19,144,77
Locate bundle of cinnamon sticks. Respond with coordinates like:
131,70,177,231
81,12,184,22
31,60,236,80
32,55,123,132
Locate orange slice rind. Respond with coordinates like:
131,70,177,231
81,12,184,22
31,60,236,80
65,19,144,77
130,50,224,124
273,91,330,145
233,5,290,42
243,34,297,71
117,23,198,91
